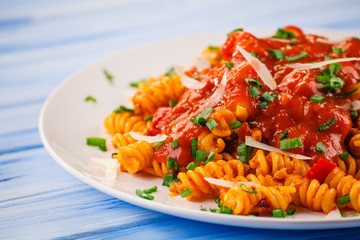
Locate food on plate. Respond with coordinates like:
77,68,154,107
100,26,360,216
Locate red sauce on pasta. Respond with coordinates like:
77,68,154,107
150,26,360,167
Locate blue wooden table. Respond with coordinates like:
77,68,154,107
1,0,360,239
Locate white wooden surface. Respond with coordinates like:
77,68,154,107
1,0,360,239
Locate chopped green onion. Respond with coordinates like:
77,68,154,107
227,28,243,36
179,188,193,198
162,173,179,187
280,137,303,150
145,115,153,121
329,63,341,75
191,138,198,158
104,69,113,84
229,121,242,129
339,194,350,206
286,208,296,216
215,198,222,207
171,139,179,149
286,52,308,62
259,102,268,109
192,108,215,126
113,105,134,113
166,67,176,78
245,78,262,88
273,28,295,39
317,117,337,132
85,96,97,102
237,143,252,163
273,209,285,218
166,157,178,171
208,45,219,50
278,131,288,140
210,206,233,214
248,86,260,98
200,205,207,211
329,76,345,89
143,186,157,194
310,95,325,103
225,61,234,69
316,142,327,154
239,183,258,194
338,86,359,98
205,150,215,165
353,214,359,217
332,47,343,54
192,75,200,79
186,162,197,171
268,49,286,60
196,150,206,162
152,141,165,150
99,144,107,151
341,214,347,217
351,110,358,120
136,189,154,200
260,92,277,102
315,75,331,84
87,137,107,151
206,119,218,131
250,52,258,58
339,152,349,161
169,100,178,107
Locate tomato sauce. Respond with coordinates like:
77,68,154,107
150,26,360,166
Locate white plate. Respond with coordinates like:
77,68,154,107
39,28,360,229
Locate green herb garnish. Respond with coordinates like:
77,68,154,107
280,137,303,150
316,142,327,154
85,96,97,102
317,117,337,132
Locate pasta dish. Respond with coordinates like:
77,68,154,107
95,26,360,217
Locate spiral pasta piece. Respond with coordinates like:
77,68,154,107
169,160,248,200
235,105,248,122
112,133,137,148
249,150,310,178
285,174,337,214
142,160,174,178
349,133,360,158
324,167,360,211
198,130,226,160
244,174,283,187
221,185,295,215
210,108,236,137
336,155,360,179
132,74,186,117
104,111,148,135
117,141,153,174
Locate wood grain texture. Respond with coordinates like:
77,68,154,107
1,0,360,239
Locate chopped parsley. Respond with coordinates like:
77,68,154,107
85,95,97,102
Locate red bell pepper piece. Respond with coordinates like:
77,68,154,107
305,158,337,183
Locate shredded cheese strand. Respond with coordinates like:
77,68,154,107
236,45,277,90
174,65,205,89
204,177,261,188
245,136,311,160
285,57,360,70
129,132,167,143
